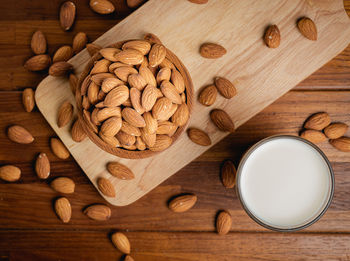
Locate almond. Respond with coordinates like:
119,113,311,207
49,61,73,77
121,121,141,136
165,103,178,121
156,67,171,84
144,33,162,45
53,45,74,62
69,73,78,94
59,1,76,31
81,76,92,96
104,85,129,107
83,204,111,221
35,153,50,179
0,165,21,182
122,107,146,128
157,121,177,135
198,85,217,106
143,112,158,134
138,65,157,87
100,132,120,147
297,17,317,41
188,0,208,3
264,25,280,48
31,30,47,54
82,96,91,110
107,162,135,180
124,255,135,261
187,128,211,146
22,88,35,112
300,130,327,144
149,135,173,151
83,109,98,133
216,210,232,235
91,108,100,126
96,107,120,121
97,177,116,197
304,112,331,130
100,116,122,136
89,0,115,14
57,100,73,128
91,73,116,85
54,197,71,223
7,125,34,144
221,160,236,188
135,136,146,150
87,82,100,104
155,88,164,98
329,137,350,152
115,49,144,65
86,43,102,57
116,131,136,146
73,32,88,54
160,81,182,104
168,194,197,213
100,48,122,62
171,103,189,126
324,123,348,139
170,69,185,93
71,119,87,142
91,59,111,74
140,128,156,147
199,43,226,58
50,138,70,159
122,40,151,55
51,177,75,194
126,0,145,8
24,54,51,71
148,44,166,67
114,66,138,82
101,78,124,93
111,232,130,254
129,88,145,114
214,77,237,99
128,73,147,90
159,58,175,70
181,93,186,103
122,98,132,107
142,85,158,111
210,109,235,132
152,97,172,120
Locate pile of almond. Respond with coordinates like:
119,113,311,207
79,39,189,152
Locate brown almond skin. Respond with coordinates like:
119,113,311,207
221,160,236,188
148,44,166,67
214,77,237,99
50,138,70,159
210,109,235,132
31,30,47,54
53,45,74,63
198,85,217,106
107,162,135,180
57,101,73,128
97,177,116,197
122,108,146,128
83,204,111,221
89,0,115,14
0,165,21,182
86,43,102,57
324,123,348,139
144,33,162,45
49,62,73,77
216,210,232,235
51,177,75,194
264,25,280,48
60,1,76,31
187,128,211,146
111,232,131,254
304,112,331,130
7,125,34,144
71,119,87,142
73,32,88,54
168,194,197,213
24,54,51,71
100,116,122,137
297,17,317,41
126,0,145,8
329,137,350,152
35,153,50,179
22,88,35,112
54,197,72,223
124,256,135,261
171,103,190,126
149,135,173,152
171,69,185,93
200,43,227,59
300,130,327,144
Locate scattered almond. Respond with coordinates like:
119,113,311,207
221,160,236,188
31,30,47,54
111,232,131,254
214,77,237,99
97,177,116,197
83,204,111,221
89,0,115,14
210,109,235,132
107,162,135,180
57,100,73,128
297,17,317,41
53,45,74,62
329,137,350,152
200,43,226,59
264,25,280,48
187,128,211,146
216,210,232,235
198,85,217,106
35,153,50,179
22,88,35,112
304,112,331,130
50,137,70,159
300,130,327,144
24,54,51,71
51,177,75,194
7,125,34,144
49,61,73,77
59,1,76,31
54,197,72,223
168,194,197,213
324,123,348,139
0,165,21,182
73,32,88,54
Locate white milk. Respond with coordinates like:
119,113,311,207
238,136,332,229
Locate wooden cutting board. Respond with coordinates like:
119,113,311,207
35,0,350,206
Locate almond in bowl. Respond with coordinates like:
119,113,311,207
76,38,193,158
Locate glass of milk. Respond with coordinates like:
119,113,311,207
236,135,334,231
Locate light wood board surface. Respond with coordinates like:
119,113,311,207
35,0,350,206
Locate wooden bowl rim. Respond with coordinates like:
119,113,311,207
76,40,194,159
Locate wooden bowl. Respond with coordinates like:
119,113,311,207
76,40,194,159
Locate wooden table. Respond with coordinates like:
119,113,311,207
0,1,349,260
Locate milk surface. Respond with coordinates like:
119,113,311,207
239,137,332,229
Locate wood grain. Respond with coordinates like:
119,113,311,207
35,0,350,206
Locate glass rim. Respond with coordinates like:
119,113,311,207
235,135,335,232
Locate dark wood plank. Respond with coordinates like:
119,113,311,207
0,231,349,261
